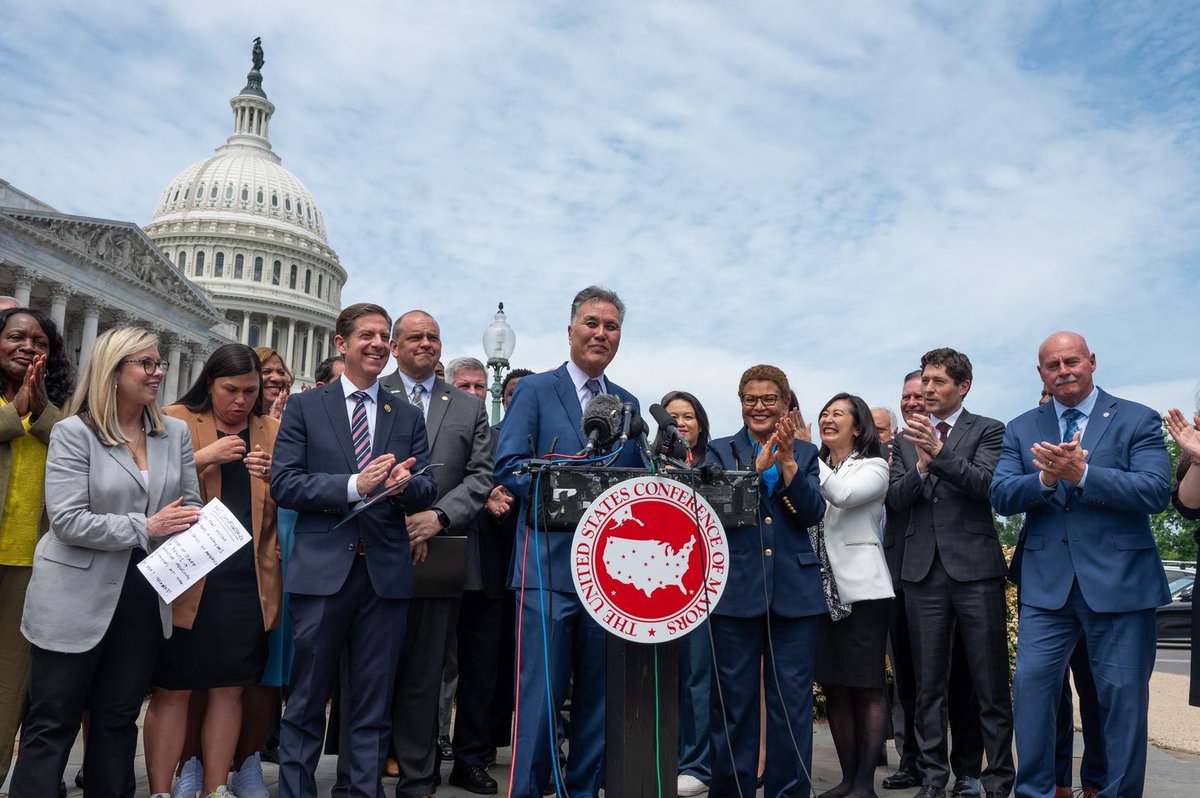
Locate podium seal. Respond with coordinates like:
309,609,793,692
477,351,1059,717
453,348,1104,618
571,475,729,643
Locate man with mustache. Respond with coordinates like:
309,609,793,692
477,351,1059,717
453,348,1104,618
991,331,1170,798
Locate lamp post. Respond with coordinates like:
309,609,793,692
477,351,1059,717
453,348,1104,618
483,302,516,424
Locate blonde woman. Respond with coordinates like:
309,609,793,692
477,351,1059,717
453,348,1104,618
11,327,201,798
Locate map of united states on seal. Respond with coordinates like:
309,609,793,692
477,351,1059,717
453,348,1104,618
602,536,695,597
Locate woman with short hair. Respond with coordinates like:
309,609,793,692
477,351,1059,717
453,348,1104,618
0,306,73,788
704,364,826,798
12,326,201,798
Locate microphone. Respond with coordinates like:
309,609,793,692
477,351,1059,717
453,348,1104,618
650,402,690,462
618,402,636,444
581,394,622,454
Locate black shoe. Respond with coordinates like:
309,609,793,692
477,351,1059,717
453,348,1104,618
449,763,499,795
74,768,85,789
882,769,920,790
260,746,280,764
914,788,946,798
436,734,454,762
59,779,67,798
952,776,982,798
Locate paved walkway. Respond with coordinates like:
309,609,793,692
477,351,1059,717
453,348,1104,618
6,713,1197,797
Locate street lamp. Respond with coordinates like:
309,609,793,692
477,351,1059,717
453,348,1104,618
483,301,516,424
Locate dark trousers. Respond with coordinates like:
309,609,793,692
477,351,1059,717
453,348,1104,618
889,588,983,776
677,618,712,782
1014,584,1155,798
451,589,506,767
488,592,516,749
904,558,1014,794
710,613,817,798
333,596,460,798
1053,639,1105,789
279,556,409,798
10,555,162,798
509,587,607,798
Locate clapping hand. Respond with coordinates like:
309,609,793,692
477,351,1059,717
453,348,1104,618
12,353,48,418
901,414,942,472
1166,408,1200,460
788,408,812,442
355,453,397,496
1031,433,1088,486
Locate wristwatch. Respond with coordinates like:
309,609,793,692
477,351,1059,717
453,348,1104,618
434,508,451,530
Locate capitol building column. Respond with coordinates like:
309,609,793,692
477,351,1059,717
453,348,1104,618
285,318,297,375
163,335,185,405
240,311,252,345
189,344,207,385
79,298,103,366
12,267,35,307
49,285,73,334
264,316,275,351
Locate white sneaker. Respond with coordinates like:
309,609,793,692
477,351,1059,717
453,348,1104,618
205,787,235,798
677,773,709,796
172,756,203,798
228,752,269,798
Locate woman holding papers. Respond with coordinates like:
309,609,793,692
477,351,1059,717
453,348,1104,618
12,326,202,798
144,343,281,798
812,393,893,798
0,306,73,789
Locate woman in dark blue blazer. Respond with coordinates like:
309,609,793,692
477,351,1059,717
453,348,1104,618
705,364,825,798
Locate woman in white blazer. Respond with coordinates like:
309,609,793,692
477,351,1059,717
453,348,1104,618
812,392,893,798
11,327,201,798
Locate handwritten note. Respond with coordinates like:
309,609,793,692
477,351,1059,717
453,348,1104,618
137,498,251,603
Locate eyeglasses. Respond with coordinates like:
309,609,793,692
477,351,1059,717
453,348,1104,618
123,358,170,375
740,393,780,408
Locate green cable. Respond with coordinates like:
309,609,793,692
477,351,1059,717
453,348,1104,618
654,643,662,797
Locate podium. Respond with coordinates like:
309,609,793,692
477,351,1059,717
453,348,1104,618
529,463,758,798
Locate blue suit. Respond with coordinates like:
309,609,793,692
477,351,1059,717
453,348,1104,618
704,430,825,798
494,363,641,798
271,380,437,798
990,388,1170,798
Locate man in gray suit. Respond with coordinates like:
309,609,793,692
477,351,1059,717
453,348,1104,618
380,311,493,798
887,349,1013,798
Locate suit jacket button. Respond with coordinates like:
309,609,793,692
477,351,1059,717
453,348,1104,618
932,497,940,504
1061,538,1068,545
763,516,773,525
764,548,773,557
347,543,355,551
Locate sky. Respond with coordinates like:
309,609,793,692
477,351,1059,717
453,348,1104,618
2,0,1198,435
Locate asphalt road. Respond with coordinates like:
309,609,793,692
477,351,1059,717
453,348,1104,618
1157,645,1193,676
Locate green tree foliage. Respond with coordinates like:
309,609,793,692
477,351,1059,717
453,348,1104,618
1152,426,1198,561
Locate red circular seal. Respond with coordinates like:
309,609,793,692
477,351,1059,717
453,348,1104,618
571,476,729,643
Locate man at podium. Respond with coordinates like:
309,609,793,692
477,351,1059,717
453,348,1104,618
494,286,642,798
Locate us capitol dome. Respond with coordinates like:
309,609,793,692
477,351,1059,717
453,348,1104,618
144,38,344,385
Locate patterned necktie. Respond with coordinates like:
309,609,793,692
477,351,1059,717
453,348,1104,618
584,378,603,406
936,421,950,443
410,383,426,414
349,391,371,470
1062,408,1083,443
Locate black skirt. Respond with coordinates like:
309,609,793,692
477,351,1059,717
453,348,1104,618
153,431,267,690
815,597,892,689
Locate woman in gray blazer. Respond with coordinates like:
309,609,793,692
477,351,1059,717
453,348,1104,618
11,326,202,798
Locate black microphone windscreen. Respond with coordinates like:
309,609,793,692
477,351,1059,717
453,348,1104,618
582,394,623,445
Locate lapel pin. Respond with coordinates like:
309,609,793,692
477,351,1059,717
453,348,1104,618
1102,411,1109,418
441,395,449,401
383,404,392,413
